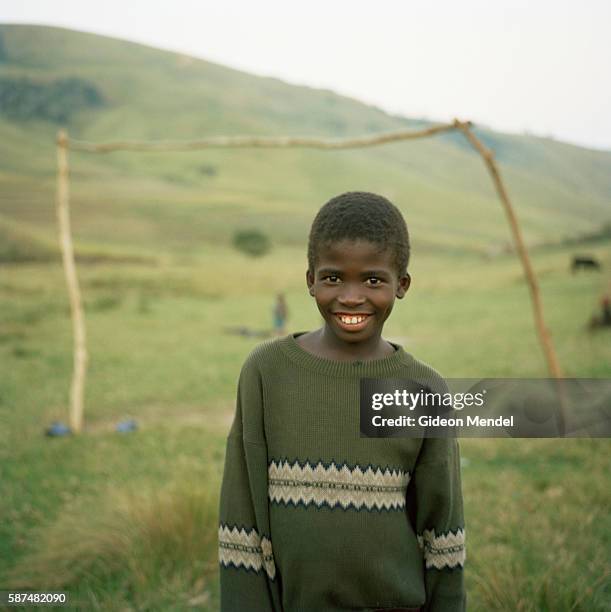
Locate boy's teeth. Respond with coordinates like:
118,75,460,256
339,315,367,324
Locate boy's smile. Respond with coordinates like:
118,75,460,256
334,312,372,331
305,239,410,359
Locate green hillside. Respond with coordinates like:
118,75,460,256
0,23,609,261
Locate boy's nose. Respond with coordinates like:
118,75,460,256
337,285,366,307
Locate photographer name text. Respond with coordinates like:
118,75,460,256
371,414,514,428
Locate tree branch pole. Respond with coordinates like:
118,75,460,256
66,123,458,153
455,120,566,434
454,120,563,379
56,129,87,434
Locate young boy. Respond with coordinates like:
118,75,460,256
219,192,465,611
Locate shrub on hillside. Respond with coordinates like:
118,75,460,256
232,228,271,257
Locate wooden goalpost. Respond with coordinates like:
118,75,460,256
55,119,564,434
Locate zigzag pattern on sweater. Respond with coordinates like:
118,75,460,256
218,524,276,579
417,528,466,569
268,459,410,511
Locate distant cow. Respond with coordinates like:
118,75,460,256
588,294,611,331
571,256,601,273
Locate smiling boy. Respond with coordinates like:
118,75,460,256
219,192,466,611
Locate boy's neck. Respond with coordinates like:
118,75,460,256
296,327,396,362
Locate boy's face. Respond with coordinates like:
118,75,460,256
306,240,411,345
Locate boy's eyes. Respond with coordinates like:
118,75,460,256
321,275,384,286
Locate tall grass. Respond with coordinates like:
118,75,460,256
8,481,220,610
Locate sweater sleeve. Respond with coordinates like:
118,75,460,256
407,437,466,612
218,353,281,612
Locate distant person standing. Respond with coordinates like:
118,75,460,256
272,293,288,336
601,293,611,326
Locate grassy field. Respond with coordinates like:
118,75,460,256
1,240,610,611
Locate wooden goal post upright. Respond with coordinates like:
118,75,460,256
456,121,563,380
56,129,87,434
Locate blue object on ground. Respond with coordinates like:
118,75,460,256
45,421,72,437
116,419,138,433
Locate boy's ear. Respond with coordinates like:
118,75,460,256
396,273,411,299
306,270,315,295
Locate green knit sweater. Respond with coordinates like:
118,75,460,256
219,333,466,612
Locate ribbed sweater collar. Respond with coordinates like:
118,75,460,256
278,332,413,378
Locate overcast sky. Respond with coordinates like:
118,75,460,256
2,0,610,150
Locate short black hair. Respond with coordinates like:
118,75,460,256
307,191,410,275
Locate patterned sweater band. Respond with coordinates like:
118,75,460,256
268,459,410,511
218,524,276,580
